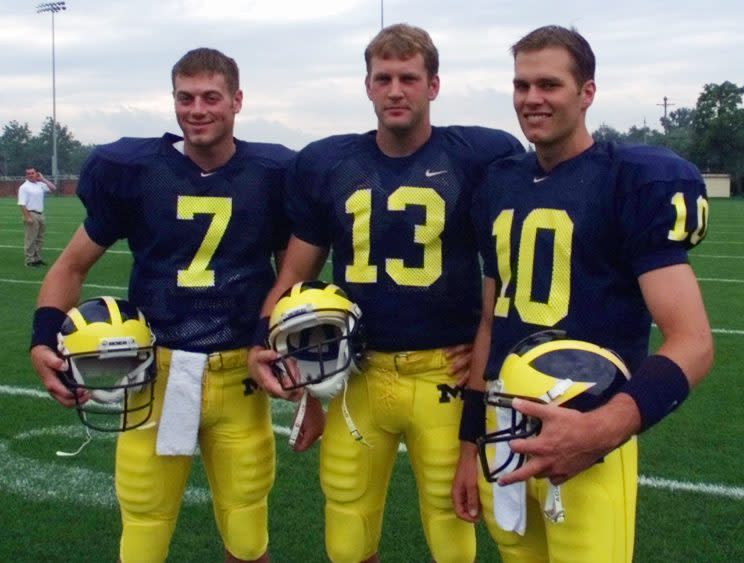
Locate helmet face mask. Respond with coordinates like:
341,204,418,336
477,330,630,483
477,393,544,479
269,281,365,400
57,296,157,432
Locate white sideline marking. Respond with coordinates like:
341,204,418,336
702,241,744,245
698,277,744,284
692,254,744,259
0,385,52,399
0,385,741,505
638,476,744,500
0,426,211,507
711,327,744,335
2,275,743,294
0,278,128,291
0,244,131,254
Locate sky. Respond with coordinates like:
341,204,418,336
1,0,742,150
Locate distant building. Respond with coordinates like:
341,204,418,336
703,174,731,198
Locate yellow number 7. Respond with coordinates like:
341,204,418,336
176,195,232,287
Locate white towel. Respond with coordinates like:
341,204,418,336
491,405,527,535
155,350,206,456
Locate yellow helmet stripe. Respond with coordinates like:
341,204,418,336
102,296,122,326
66,307,87,330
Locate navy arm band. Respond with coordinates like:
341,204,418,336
459,388,486,444
250,316,270,347
620,354,690,432
30,306,67,351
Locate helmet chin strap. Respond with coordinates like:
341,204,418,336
288,391,308,448
340,380,370,447
288,381,371,448
56,425,92,457
538,378,572,524
539,378,574,403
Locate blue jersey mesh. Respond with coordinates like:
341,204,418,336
473,142,707,375
287,126,524,350
77,134,294,352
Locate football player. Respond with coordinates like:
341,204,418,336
29,48,294,563
248,23,524,563
452,25,713,563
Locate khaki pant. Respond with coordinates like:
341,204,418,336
24,212,45,264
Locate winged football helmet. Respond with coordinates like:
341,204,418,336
268,281,365,400
57,296,156,432
477,330,630,482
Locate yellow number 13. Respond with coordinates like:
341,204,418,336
345,187,444,287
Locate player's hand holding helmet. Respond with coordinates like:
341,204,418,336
477,330,630,483
57,296,156,432
268,280,365,400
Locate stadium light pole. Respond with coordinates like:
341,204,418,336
36,1,66,187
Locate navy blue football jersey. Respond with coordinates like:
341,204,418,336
286,126,524,350
472,142,708,376
77,133,294,353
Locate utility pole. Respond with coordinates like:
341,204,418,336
380,0,384,29
36,2,67,187
657,96,675,119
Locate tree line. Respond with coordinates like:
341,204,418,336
0,117,94,178
592,81,744,195
2,81,743,193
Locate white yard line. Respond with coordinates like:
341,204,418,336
0,384,741,504
0,244,131,254
0,278,128,291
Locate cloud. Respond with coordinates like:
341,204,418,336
1,0,741,148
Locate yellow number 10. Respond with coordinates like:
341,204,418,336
668,192,708,245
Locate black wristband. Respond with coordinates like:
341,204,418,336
459,388,486,443
620,355,690,432
250,316,270,347
31,306,67,351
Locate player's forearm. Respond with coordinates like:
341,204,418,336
466,278,496,392
36,228,104,312
36,261,87,312
654,330,713,389
467,325,490,393
587,393,642,449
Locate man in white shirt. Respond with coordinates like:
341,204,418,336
18,167,56,266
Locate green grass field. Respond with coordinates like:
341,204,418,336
0,196,742,562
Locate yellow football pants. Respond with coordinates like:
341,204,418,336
116,347,275,563
320,348,476,563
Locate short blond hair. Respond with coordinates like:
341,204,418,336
364,23,438,77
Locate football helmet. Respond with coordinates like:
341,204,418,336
57,296,156,432
268,280,365,400
477,330,630,482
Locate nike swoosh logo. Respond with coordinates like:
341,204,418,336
425,169,447,177
201,171,216,177
533,176,547,183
